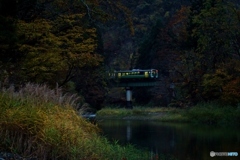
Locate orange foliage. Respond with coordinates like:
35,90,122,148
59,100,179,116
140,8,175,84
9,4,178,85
167,6,191,43
221,77,240,106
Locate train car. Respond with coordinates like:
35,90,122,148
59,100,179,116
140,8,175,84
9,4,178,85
114,69,158,80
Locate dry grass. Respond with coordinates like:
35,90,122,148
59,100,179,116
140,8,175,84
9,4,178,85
0,83,84,110
0,83,153,160
0,84,98,159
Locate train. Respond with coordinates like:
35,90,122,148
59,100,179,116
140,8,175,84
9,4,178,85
109,69,158,80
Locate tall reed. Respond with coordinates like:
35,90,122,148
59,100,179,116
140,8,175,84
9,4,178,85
0,83,84,110
0,83,153,160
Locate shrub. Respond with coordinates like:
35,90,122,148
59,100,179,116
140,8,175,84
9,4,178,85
186,102,240,126
201,69,231,101
221,78,240,106
0,84,152,160
0,87,98,159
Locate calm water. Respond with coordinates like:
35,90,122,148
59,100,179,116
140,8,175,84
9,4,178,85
98,119,240,160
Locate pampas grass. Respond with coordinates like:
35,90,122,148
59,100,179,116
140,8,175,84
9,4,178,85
0,83,83,110
0,83,153,160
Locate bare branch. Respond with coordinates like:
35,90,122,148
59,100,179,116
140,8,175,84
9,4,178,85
80,0,92,20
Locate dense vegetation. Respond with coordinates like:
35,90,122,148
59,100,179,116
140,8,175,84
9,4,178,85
130,0,240,107
0,0,135,110
97,103,240,127
1,0,240,109
1,0,240,158
0,84,156,160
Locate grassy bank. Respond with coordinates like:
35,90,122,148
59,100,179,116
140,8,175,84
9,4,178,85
185,102,240,126
97,103,240,126
0,84,155,160
97,107,188,122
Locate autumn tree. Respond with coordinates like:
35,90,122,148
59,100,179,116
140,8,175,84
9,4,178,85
0,0,131,80
0,0,134,109
182,0,240,104
191,0,240,69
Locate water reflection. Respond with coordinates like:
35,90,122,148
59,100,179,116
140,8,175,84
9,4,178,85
126,120,132,141
98,119,240,160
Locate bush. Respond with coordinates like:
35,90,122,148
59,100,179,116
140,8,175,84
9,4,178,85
201,69,230,101
221,78,240,106
186,102,240,126
0,84,152,160
0,84,98,159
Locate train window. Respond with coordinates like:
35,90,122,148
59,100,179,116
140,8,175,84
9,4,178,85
144,72,149,78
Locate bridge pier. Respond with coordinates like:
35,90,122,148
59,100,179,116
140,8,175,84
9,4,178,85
125,87,133,109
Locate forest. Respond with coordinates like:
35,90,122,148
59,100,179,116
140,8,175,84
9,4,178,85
1,0,240,110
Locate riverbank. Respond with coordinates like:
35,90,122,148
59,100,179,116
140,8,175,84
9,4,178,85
97,107,188,122
98,118,240,160
0,84,154,160
97,103,240,127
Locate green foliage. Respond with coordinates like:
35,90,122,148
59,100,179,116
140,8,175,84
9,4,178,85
16,16,103,86
186,102,240,126
191,0,240,67
172,0,240,106
97,107,188,122
0,84,153,160
98,104,240,126
97,107,133,117
221,78,240,106
0,0,135,110
201,59,240,105
201,69,231,100
0,84,97,159
0,0,132,83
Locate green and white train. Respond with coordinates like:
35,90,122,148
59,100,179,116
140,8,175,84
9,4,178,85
109,69,158,80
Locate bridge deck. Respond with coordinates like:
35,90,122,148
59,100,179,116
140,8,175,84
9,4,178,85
113,81,158,87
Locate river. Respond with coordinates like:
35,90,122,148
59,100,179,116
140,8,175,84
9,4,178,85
98,119,240,160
